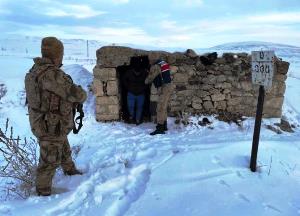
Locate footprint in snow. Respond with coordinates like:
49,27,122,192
234,192,251,203
263,203,282,214
218,179,231,188
212,155,226,168
235,170,244,179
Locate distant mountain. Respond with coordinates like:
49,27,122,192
198,41,300,60
0,36,299,61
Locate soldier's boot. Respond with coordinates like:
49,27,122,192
150,124,165,135
36,187,51,196
64,167,83,176
163,121,168,131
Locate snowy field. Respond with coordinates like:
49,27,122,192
0,37,300,216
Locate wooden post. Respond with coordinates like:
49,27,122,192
250,85,265,172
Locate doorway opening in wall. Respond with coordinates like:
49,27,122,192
117,56,152,124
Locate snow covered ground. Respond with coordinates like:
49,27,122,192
0,38,300,216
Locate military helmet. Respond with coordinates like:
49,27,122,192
41,37,64,63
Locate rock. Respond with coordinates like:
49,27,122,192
96,114,119,121
215,82,232,89
274,74,287,82
97,46,136,67
203,101,214,110
96,96,119,105
206,75,217,84
266,125,282,134
108,105,119,115
173,73,188,83
227,97,242,106
198,90,210,98
211,93,225,101
201,84,213,91
265,97,284,109
203,95,211,101
215,58,226,64
240,81,253,91
192,97,203,110
275,60,289,75
0,83,7,100
216,75,227,83
214,101,227,110
92,79,104,96
222,53,235,63
185,49,198,58
176,85,187,91
275,118,294,133
195,58,205,71
93,67,117,82
107,80,118,96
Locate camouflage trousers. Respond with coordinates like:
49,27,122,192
157,83,174,124
36,137,75,193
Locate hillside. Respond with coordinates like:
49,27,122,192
0,38,299,216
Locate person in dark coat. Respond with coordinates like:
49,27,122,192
123,67,148,124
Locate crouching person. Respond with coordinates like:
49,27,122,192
145,59,173,135
25,37,87,196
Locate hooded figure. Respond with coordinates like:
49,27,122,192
25,37,87,196
123,61,148,124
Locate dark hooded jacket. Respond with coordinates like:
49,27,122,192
123,68,148,95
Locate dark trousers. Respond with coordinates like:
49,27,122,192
127,92,145,121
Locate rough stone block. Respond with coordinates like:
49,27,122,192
240,81,253,91
173,73,189,83
275,60,289,75
265,97,284,109
216,75,226,83
192,97,203,110
201,84,213,91
215,82,232,89
96,114,119,121
108,105,119,115
97,46,136,67
107,80,118,96
214,101,227,110
227,97,242,106
93,79,104,96
203,101,214,110
198,90,210,98
211,93,226,101
274,73,287,82
93,67,117,82
96,96,119,105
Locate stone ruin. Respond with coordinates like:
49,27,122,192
92,46,289,122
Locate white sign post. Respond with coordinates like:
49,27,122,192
251,50,275,89
250,50,275,172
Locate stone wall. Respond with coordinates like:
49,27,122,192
92,46,289,122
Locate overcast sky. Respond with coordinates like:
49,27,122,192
0,0,299,48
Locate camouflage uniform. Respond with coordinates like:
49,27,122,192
25,37,87,196
145,63,174,135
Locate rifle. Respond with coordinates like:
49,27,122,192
73,103,84,134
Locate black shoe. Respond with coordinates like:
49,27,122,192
128,116,135,124
150,124,165,135
36,187,51,196
64,168,83,176
136,119,142,125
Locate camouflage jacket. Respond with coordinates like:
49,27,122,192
27,57,87,140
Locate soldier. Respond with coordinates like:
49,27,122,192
145,59,173,135
25,37,87,196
